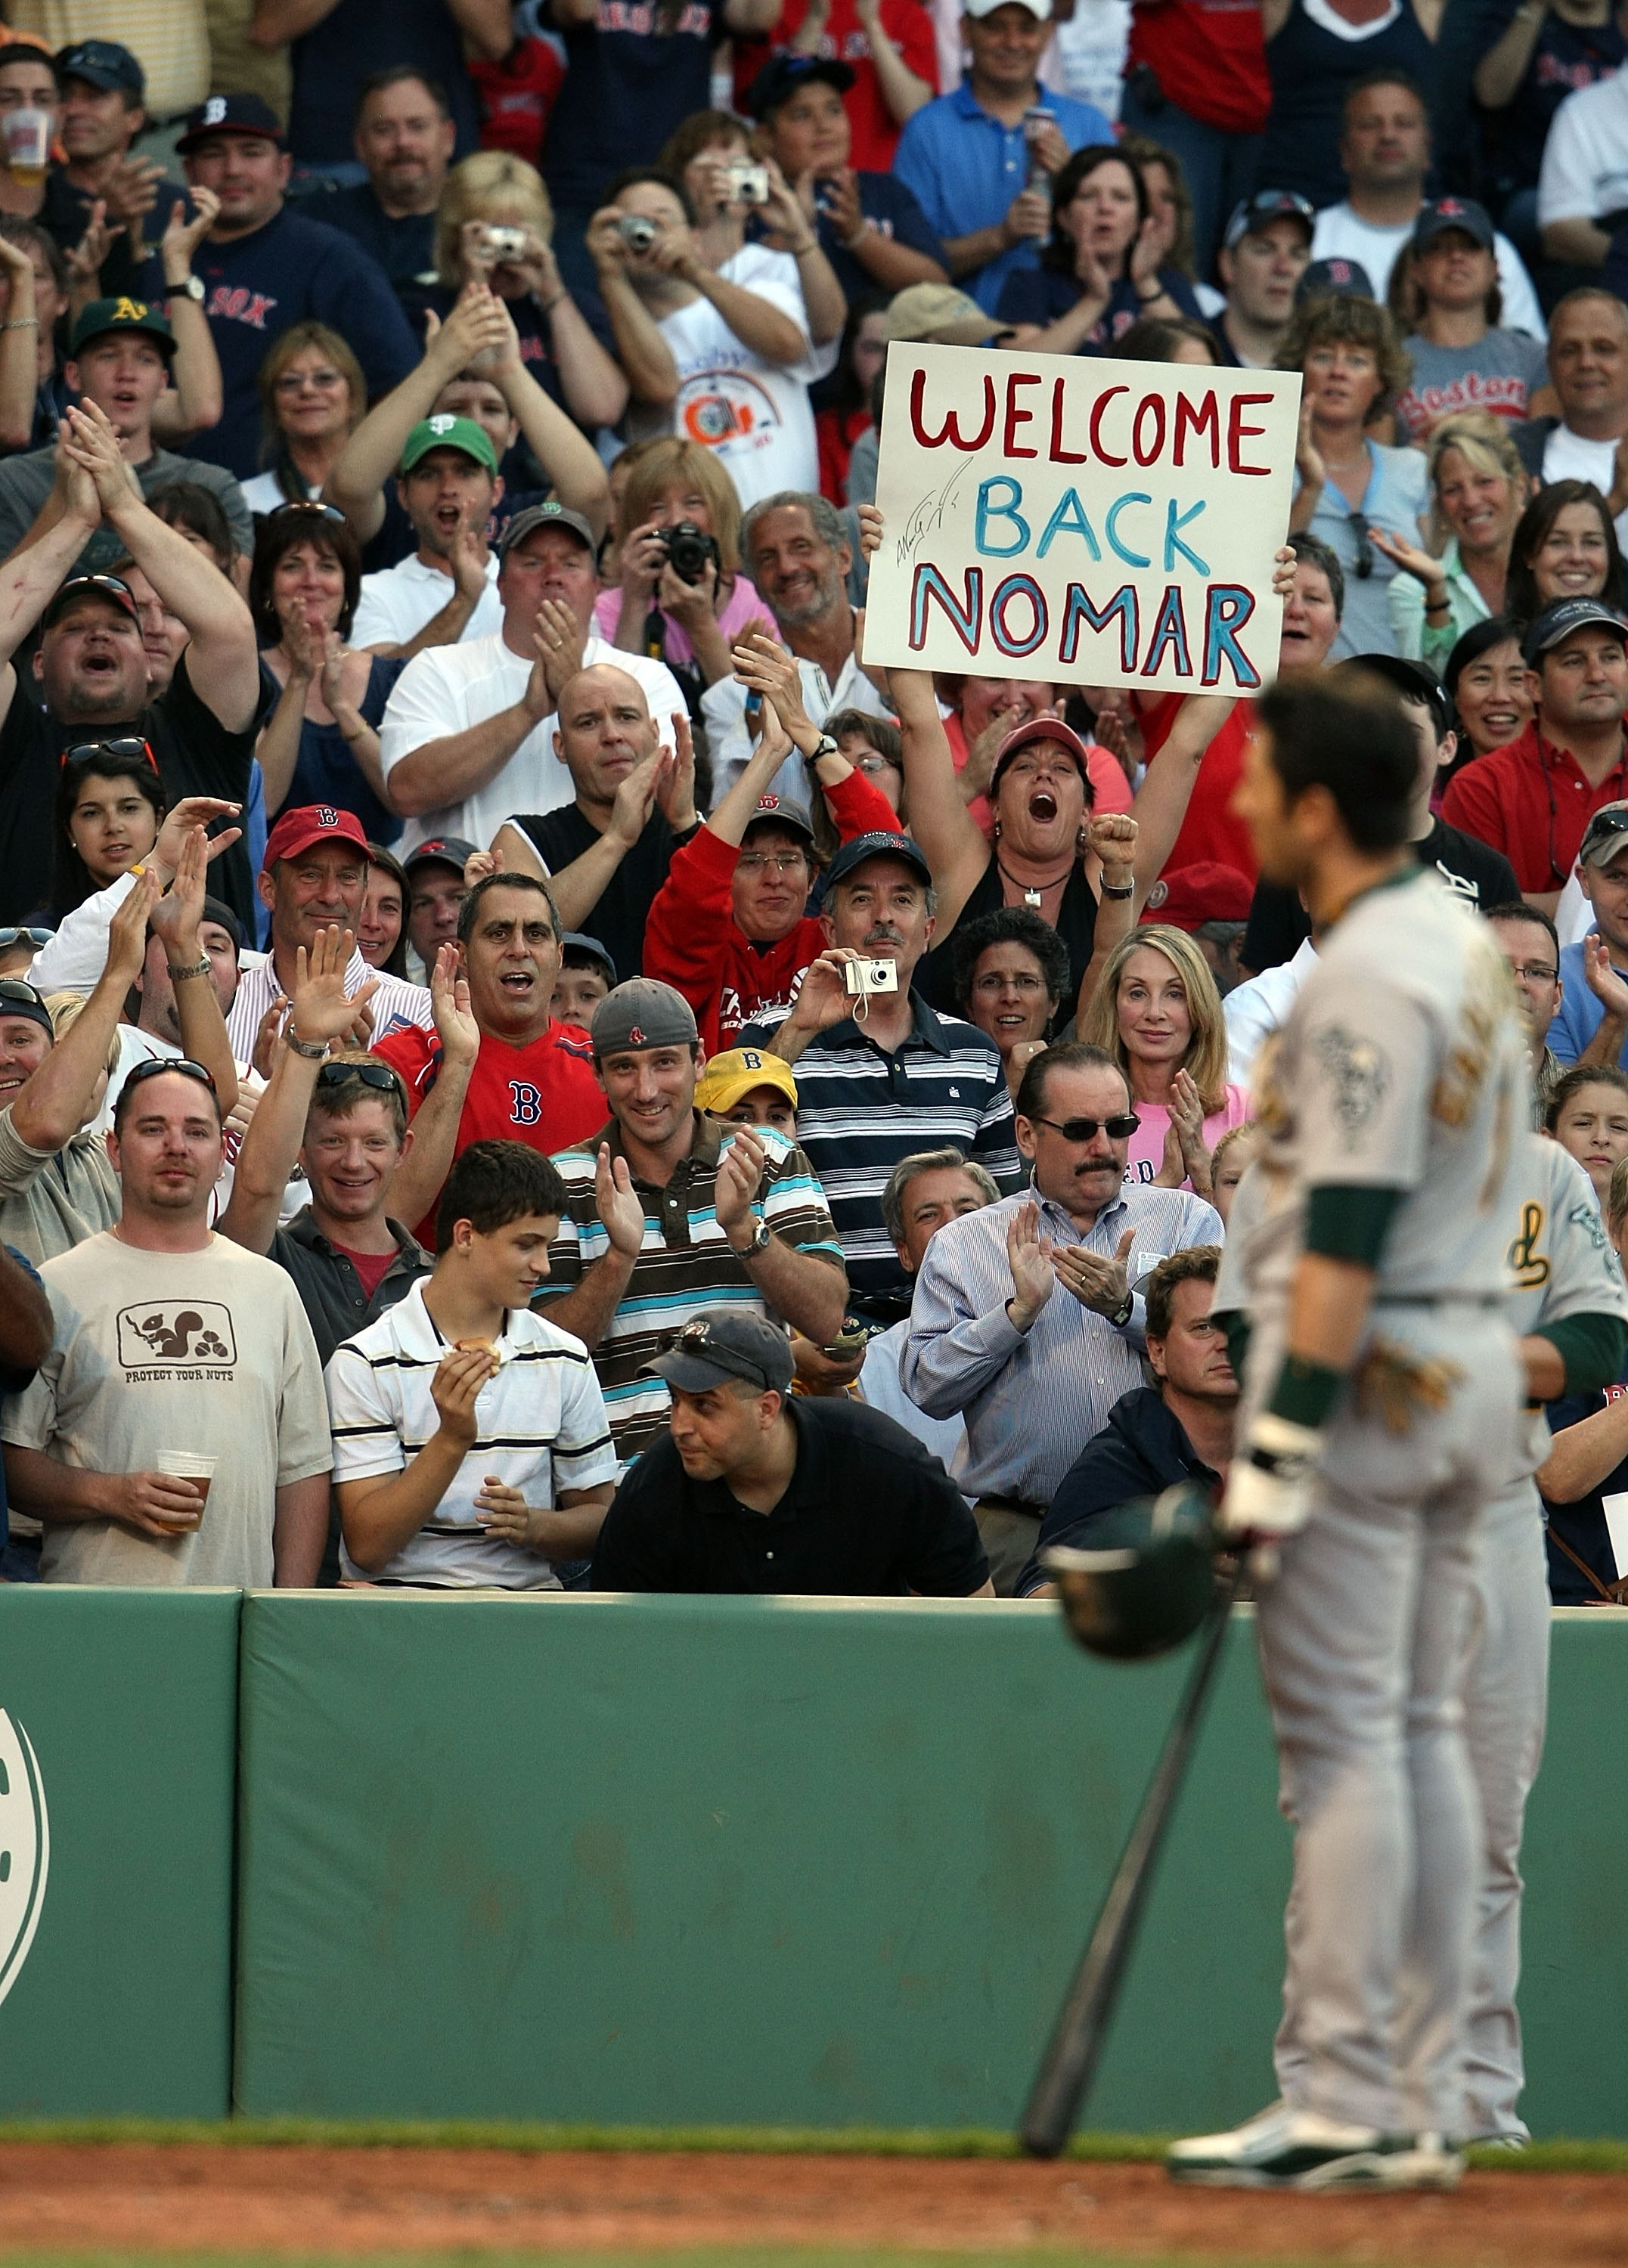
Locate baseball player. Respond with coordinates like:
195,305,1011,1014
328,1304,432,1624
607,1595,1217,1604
1170,671,1530,2190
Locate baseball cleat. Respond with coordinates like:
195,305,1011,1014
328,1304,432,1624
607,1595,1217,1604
1168,2104,1465,2190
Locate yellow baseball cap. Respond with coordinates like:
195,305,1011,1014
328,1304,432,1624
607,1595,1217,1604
695,1046,798,1116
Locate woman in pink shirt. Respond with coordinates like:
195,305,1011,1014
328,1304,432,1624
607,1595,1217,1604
594,437,774,696
1080,922,1249,1194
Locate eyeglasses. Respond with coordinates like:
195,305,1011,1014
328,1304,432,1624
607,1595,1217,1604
1509,960,1558,985
315,1060,406,1102
736,850,809,875
274,370,347,395
119,1056,218,1099
855,754,902,776
1031,1112,1140,1141
1349,510,1373,581
0,928,53,952
62,735,159,774
268,500,347,525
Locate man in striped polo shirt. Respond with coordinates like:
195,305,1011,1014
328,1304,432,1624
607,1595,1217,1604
541,979,848,1469
740,831,1024,1318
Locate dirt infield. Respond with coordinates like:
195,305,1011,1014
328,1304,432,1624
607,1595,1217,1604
0,2143,1625,2263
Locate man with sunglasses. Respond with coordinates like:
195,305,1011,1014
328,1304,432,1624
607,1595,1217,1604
903,1040,1221,1593
1546,797,1628,1072
1,1052,333,1589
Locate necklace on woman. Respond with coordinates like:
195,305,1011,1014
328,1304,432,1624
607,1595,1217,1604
997,853,1074,910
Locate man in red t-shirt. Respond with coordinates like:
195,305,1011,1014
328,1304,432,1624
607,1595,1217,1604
372,873,603,1246
1442,601,1628,911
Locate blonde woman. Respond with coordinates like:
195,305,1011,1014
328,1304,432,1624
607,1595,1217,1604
592,437,772,689
1374,411,1528,668
417,151,627,430
243,321,366,517
1079,924,1249,1194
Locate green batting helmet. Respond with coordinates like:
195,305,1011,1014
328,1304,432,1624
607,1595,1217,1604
1043,1482,1220,1662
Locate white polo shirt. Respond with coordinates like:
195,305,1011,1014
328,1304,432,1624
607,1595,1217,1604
351,550,504,651
1538,64,1628,227
327,1281,616,1588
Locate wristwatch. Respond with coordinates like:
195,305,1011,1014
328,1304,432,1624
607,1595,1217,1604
1107,1290,1135,1329
733,1216,772,1259
166,275,205,302
802,732,839,767
284,1027,328,1061
166,953,212,982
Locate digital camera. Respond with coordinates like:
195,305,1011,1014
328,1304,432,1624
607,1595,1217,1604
481,225,529,260
617,213,657,255
659,519,722,585
724,159,770,206
844,957,899,998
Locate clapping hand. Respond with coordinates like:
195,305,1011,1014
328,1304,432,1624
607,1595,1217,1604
1054,1226,1136,1318
429,941,479,1069
595,1142,647,1258
715,1123,766,1244
290,924,380,1052
430,1343,497,1451
1153,1069,1213,1194
1005,1198,1056,1329
1583,934,1628,1024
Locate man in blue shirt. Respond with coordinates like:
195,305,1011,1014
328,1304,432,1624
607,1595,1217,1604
892,0,1112,315
274,0,507,178
1549,799,1628,1069
174,95,420,480
314,68,456,287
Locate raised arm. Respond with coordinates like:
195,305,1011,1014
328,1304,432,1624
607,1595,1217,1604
1128,692,1237,906
890,660,991,926
486,301,612,537
150,191,225,441
0,436,103,706
11,869,157,1153
586,208,683,407
381,612,554,818
369,947,478,1238
713,1125,847,1343
537,1147,647,1352
147,825,240,1115
0,235,39,454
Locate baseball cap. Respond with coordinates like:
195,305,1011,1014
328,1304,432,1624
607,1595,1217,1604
1295,256,1375,305
695,1046,798,1117
746,51,855,117
990,714,1095,796
964,0,1052,17
262,803,370,871
1411,196,1495,255
1222,188,1314,253
41,572,138,630
0,976,55,1044
1344,651,1450,739
177,92,286,152
643,1309,795,1396
200,897,243,954
55,38,142,96
823,829,933,891
590,976,699,1058
1580,801,1628,870
498,500,597,559
400,414,499,477
743,792,815,845
403,836,476,877
69,295,175,360
1140,863,1254,930
1521,597,1628,665
560,931,616,981
881,282,999,345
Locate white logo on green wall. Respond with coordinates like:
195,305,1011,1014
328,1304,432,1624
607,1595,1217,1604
0,1710,48,2008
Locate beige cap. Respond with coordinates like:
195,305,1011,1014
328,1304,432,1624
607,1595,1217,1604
880,283,1000,345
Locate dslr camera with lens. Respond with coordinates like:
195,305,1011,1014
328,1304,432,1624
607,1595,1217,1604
659,519,721,585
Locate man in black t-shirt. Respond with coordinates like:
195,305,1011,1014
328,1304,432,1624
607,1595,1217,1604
591,1308,992,1596
0,407,259,927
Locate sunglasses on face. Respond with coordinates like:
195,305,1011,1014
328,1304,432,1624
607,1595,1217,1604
1032,1112,1140,1142
60,735,159,774
1348,510,1374,581
119,1056,218,1100
0,928,53,952
314,1061,405,1103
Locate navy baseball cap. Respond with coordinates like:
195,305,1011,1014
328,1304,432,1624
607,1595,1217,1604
1344,651,1450,739
177,92,286,153
746,51,856,117
1412,196,1495,254
560,931,616,982
643,1309,795,1396
1222,188,1314,252
403,836,476,876
823,830,932,890
1295,256,1375,305
1521,598,1628,666
56,39,142,97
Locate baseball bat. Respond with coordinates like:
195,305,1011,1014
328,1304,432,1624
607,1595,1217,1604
1019,1566,1244,2158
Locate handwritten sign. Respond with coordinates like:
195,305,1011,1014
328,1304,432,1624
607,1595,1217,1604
864,343,1303,696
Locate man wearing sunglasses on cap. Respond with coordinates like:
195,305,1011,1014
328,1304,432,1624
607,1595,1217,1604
1,1049,332,1591
902,1039,1222,1593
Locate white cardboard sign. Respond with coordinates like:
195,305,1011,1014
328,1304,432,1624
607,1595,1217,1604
864,342,1303,696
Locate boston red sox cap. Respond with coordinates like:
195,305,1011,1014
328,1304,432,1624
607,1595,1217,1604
177,93,286,152
262,803,370,870
403,836,477,877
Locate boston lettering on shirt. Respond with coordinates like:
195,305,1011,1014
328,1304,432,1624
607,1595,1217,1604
185,208,420,479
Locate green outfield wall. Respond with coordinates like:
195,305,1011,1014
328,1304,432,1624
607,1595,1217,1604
2,1589,1626,2132
0,1587,240,2116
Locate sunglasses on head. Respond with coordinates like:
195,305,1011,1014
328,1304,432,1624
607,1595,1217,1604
314,1061,405,1101
268,500,347,526
1348,510,1374,581
119,1056,218,1101
0,976,46,1010
1032,1112,1140,1142
60,735,159,775
0,928,52,952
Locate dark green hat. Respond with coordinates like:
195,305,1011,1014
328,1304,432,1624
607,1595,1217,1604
69,296,175,360
1044,1482,1219,1662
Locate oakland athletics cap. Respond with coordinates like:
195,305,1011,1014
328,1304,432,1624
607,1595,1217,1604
590,977,699,1058
694,1046,798,1116
70,296,175,359
643,1309,795,1396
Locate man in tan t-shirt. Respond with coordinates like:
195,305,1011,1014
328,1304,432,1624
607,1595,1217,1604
1,1058,330,1585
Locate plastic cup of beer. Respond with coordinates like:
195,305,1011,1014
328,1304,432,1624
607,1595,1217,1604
157,1451,216,1526
2,109,51,187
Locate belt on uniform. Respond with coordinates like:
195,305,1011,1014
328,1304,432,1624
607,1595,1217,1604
1372,1291,1504,1308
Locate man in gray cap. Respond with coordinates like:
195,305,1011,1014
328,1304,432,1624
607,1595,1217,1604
1551,798,1628,1070
539,977,847,1469
590,1306,992,1595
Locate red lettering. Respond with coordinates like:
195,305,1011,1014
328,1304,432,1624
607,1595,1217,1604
1132,395,1167,467
1049,376,1086,464
1173,391,1220,469
1003,372,1040,459
1227,392,1273,476
1088,384,1128,469
910,365,997,452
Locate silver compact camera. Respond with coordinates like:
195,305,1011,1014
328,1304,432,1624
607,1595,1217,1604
845,956,898,999
618,213,658,254
724,158,771,206
481,224,529,259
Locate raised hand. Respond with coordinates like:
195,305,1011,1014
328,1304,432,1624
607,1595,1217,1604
105,863,161,990
290,924,380,1049
715,1123,766,1241
607,745,668,850
450,526,489,606
1369,525,1448,594
160,184,220,270
595,1143,648,1257
535,596,588,704
62,400,134,516
149,824,209,955
429,941,480,1067
1087,812,1138,883
788,949,860,1036
1005,1198,1056,1328
152,796,242,883
64,199,122,296
732,632,813,741
1583,934,1628,1022
1295,398,1326,494
658,710,698,829
251,993,288,1083
1053,1226,1136,1318
857,502,883,560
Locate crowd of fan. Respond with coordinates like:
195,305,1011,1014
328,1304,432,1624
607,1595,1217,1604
2,0,1628,1600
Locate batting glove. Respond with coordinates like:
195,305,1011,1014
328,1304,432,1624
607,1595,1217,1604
1218,1412,1322,1545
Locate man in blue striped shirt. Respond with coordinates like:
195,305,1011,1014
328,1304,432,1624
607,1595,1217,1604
740,832,1023,1315
902,1041,1222,1590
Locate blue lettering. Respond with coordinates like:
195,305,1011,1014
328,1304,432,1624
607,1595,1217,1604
1105,493,1152,569
1059,584,1140,673
1036,488,1102,562
1202,584,1261,689
975,476,1030,557
989,575,1048,658
1142,586,1192,679
1164,497,1210,577
910,562,983,654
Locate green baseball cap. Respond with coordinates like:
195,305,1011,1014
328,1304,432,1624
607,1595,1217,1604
399,414,499,476
69,296,175,361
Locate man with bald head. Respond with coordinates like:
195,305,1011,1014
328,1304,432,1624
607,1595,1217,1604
379,503,687,864
492,664,701,984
